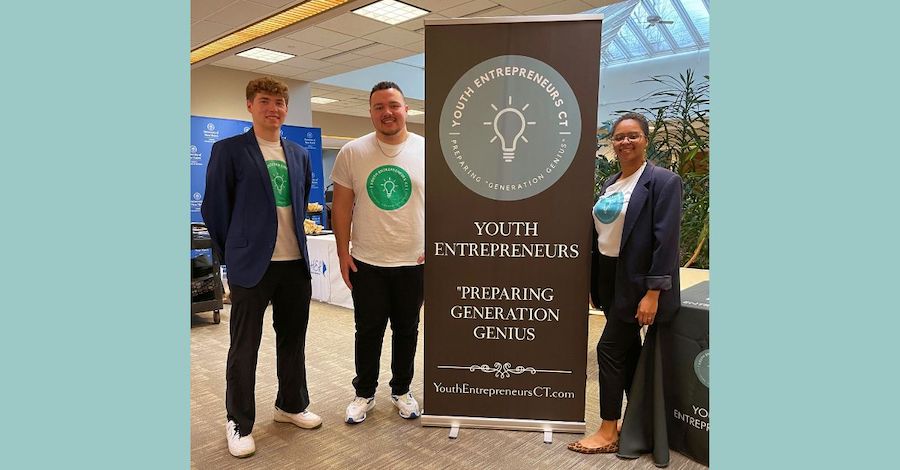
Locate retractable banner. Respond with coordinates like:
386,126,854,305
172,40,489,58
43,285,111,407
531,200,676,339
423,15,602,432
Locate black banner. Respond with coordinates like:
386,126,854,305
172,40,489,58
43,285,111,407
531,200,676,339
423,15,603,431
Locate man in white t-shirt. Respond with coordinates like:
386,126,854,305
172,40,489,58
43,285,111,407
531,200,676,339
331,81,425,424
202,77,322,458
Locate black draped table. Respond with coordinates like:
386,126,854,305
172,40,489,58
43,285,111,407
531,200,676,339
617,281,710,467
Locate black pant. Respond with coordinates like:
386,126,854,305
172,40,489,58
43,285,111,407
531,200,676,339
595,253,644,421
225,260,312,436
597,316,645,421
349,259,424,398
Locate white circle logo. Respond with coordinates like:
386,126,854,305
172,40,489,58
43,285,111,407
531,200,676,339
207,123,215,131
439,55,581,201
694,349,710,388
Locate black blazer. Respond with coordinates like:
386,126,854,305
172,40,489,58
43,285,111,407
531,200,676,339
590,162,682,323
201,129,312,287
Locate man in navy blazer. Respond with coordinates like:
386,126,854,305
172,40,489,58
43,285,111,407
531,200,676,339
202,77,321,458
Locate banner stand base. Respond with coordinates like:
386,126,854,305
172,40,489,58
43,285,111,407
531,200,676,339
422,415,585,434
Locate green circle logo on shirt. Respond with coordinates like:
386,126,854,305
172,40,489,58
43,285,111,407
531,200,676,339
694,349,710,388
266,160,291,207
439,55,581,201
367,165,411,210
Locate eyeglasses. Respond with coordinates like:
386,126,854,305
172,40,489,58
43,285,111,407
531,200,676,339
611,133,643,142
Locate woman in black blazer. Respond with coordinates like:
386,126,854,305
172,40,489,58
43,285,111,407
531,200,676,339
568,112,682,454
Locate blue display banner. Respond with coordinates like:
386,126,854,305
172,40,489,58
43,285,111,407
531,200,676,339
190,116,326,225
282,126,326,228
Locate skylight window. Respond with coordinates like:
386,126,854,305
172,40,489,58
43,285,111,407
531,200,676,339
591,0,710,66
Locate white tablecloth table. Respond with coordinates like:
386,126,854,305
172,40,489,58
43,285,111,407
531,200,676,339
306,234,353,309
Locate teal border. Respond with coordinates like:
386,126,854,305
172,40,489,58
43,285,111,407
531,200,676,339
714,1,899,468
1,1,188,467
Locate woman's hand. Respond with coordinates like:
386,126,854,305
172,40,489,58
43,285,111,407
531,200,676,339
636,290,660,325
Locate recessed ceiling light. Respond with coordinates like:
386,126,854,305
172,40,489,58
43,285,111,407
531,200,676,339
407,109,424,115
352,0,429,25
311,96,338,104
236,47,295,63
191,0,351,65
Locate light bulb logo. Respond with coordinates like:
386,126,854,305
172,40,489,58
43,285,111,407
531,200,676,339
273,174,286,193
484,96,536,162
382,178,396,198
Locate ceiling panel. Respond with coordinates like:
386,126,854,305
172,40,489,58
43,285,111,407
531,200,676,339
257,63,311,76
285,26,357,47
317,64,357,76
363,27,422,47
332,38,376,52
191,0,232,20
396,13,447,31
253,0,298,7
348,43,396,56
441,0,497,18
294,70,334,81
306,48,344,60
525,0,594,14
205,1,276,28
343,56,386,69
191,20,234,48
316,11,392,36
478,6,518,17
405,0,472,13
367,47,420,62
495,0,554,12
257,37,323,55
277,56,333,70
323,52,365,63
400,41,425,53
214,55,270,71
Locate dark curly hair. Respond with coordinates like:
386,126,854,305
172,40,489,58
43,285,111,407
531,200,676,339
612,112,650,138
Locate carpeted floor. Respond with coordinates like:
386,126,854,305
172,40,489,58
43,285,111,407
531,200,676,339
191,301,707,469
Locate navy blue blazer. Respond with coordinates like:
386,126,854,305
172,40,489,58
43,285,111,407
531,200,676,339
590,162,683,323
201,129,312,288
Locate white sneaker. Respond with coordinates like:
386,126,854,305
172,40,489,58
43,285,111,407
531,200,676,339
274,406,323,429
345,396,375,424
225,420,255,458
391,392,421,419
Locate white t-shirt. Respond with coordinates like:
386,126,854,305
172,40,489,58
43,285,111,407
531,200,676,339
330,132,425,267
593,162,647,257
257,136,302,261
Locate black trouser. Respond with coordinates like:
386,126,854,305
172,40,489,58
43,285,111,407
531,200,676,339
595,253,645,421
597,316,645,421
225,260,312,436
349,259,424,398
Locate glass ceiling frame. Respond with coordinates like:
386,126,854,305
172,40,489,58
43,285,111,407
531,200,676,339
595,0,710,67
